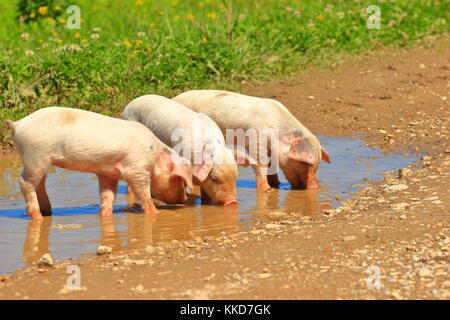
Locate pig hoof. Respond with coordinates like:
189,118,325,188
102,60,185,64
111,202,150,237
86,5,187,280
99,210,113,217
257,183,272,192
29,211,44,220
143,207,159,214
41,209,52,216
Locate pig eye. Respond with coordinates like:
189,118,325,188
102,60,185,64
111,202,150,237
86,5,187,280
210,175,219,183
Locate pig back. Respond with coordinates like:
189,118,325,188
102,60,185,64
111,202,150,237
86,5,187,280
123,95,215,158
14,106,157,162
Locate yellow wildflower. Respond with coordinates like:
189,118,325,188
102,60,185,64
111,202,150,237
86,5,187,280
74,32,81,38
59,18,66,24
123,40,132,48
201,36,207,43
158,11,165,15
29,13,36,18
207,12,217,20
187,13,195,21
135,0,143,5
56,39,63,44
38,6,48,15
80,39,88,44
149,23,155,28
288,36,293,40
54,5,62,11
135,40,143,47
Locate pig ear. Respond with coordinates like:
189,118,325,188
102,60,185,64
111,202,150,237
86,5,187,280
321,147,331,163
169,152,194,189
233,149,257,167
193,151,213,182
288,138,317,165
193,162,213,182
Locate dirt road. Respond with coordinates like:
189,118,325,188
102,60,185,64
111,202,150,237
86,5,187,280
0,41,449,300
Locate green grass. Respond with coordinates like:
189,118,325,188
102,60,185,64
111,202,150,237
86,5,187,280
0,0,448,139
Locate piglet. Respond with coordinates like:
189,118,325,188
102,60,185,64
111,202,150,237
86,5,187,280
122,95,252,206
173,90,330,191
6,106,193,220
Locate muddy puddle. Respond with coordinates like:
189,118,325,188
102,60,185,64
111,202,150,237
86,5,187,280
0,136,417,274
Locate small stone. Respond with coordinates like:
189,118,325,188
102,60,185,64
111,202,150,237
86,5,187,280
267,211,287,220
131,284,147,294
97,246,112,255
257,273,272,279
58,286,87,295
391,291,403,300
38,253,54,267
384,184,408,193
398,168,412,179
185,242,196,248
391,203,409,210
265,223,282,230
144,245,155,254
343,236,357,242
38,268,46,273
0,275,11,282
399,215,407,220
323,209,337,215
418,268,432,277
307,96,315,100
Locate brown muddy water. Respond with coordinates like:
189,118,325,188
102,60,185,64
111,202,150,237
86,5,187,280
0,136,416,274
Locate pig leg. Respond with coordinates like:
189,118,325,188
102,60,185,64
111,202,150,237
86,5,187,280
126,184,140,208
126,172,158,214
97,174,119,217
267,173,280,188
252,163,272,192
35,175,52,215
267,161,280,188
19,166,49,220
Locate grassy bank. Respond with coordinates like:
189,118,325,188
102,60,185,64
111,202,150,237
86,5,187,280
0,0,448,138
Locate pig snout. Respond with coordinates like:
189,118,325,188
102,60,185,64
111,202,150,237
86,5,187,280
207,192,238,206
223,197,238,206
